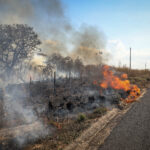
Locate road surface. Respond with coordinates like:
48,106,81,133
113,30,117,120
99,88,150,150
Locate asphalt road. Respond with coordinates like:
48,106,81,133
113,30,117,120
99,89,150,150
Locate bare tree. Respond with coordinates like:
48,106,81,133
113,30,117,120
47,53,63,71
63,56,73,79
0,24,41,79
42,64,54,80
74,57,84,78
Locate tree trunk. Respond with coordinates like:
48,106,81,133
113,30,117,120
53,71,56,95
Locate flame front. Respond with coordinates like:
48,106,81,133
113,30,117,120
100,65,140,103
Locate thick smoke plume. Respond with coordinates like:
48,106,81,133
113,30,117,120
0,0,34,23
71,25,108,65
0,0,71,56
0,0,108,65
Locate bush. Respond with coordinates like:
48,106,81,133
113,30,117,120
88,107,107,119
77,114,86,123
93,107,107,115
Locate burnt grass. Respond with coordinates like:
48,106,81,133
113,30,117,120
1,78,122,123
24,108,108,150
0,110,107,150
0,77,137,150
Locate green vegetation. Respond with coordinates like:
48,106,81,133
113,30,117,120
94,107,107,115
88,107,107,119
77,113,86,123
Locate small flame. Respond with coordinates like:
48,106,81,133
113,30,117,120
99,65,140,103
121,73,128,79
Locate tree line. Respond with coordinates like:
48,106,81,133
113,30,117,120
0,24,103,83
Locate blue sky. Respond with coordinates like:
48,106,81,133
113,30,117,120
62,0,150,69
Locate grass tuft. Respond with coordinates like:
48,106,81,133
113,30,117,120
77,114,86,123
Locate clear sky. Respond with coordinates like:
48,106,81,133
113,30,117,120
62,0,150,69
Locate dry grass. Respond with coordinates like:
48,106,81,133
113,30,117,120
24,107,107,150
115,67,150,89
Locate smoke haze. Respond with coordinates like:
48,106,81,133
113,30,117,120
0,0,109,65
71,25,108,65
0,0,110,146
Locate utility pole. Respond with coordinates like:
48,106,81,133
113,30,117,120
129,47,132,69
145,63,147,71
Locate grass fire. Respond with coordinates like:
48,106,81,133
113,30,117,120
0,0,149,150
95,65,141,103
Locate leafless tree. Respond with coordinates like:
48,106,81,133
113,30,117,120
63,56,73,79
74,57,84,78
42,64,54,80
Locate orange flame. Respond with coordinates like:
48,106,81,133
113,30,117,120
99,65,140,103
121,73,128,79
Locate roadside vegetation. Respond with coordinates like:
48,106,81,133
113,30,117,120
24,107,107,150
0,24,149,150
115,67,150,89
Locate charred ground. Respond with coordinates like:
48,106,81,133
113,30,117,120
0,24,149,150
0,67,149,150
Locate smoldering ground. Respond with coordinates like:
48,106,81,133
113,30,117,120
1,84,51,147
0,0,110,147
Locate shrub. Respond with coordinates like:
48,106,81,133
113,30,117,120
77,114,86,123
93,107,107,115
88,107,107,119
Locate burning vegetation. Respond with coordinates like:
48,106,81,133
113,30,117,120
0,0,148,150
94,65,141,104
0,23,144,150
